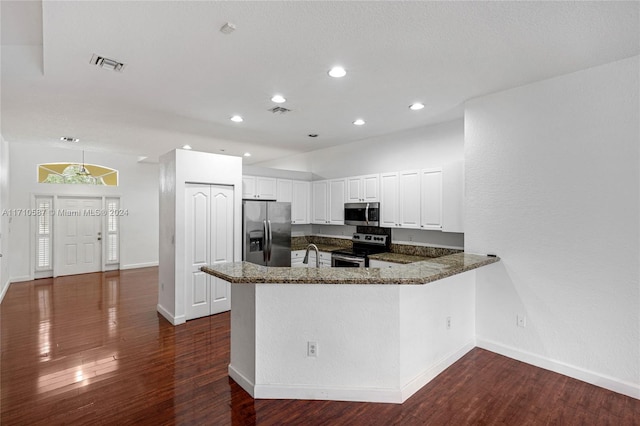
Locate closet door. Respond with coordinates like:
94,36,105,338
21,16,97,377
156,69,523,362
209,185,234,315
185,185,212,320
186,184,234,320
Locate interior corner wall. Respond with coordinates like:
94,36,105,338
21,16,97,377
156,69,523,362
465,56,640,398
0,136,10,302
255,118,465,179
8,143,159,281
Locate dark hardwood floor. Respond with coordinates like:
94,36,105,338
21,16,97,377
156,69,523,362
1,268,638,425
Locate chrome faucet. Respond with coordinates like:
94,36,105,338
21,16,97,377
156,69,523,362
302,243,320,268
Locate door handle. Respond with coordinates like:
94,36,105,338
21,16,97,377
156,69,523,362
267,220,273,262
263,220,268,263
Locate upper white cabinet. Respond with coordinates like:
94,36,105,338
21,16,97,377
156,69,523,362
276,179,293,203
380,172,399,227
242,176,277,200
291,180,311,224
312,179,345,225
346,174,379,202
420,168,443,230
380,170,420,228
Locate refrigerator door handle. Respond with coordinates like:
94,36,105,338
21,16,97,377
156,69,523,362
267,219,273,262
262,220,268,263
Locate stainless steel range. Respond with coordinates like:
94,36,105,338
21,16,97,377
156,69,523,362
331,233,390,268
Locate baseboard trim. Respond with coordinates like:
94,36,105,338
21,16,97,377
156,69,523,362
228,365,256,398
477,337,640,400
121,261,159,270
10,275,31,283
229,365,402,403
400,340,475,402
0,279,10,305
156,304,185,326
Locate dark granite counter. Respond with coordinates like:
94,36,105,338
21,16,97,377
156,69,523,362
201,253,499,285
368,252,430,264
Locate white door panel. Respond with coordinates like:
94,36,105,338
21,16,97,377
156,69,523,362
185,184,233,320
57,197,101,276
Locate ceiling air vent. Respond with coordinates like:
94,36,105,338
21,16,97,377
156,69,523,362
268,106,291,114
90,54,126,72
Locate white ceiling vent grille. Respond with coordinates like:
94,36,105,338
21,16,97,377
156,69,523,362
268,106,291,114
90,54,126,72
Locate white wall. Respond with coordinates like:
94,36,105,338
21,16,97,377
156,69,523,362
8,143,159,281
257,118,464,179
0,137,10,302
465,56,640,398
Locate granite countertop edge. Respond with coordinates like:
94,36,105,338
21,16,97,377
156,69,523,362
201,253,500,286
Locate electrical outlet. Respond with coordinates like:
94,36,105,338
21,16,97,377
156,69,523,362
446,316,451,330
517,314,526,328
307,341,318,357
409,234,413,241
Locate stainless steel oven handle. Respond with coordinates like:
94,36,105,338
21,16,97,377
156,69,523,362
365,203,369,225
331,254,366,267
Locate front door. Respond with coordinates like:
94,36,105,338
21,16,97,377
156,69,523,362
56,197,102,276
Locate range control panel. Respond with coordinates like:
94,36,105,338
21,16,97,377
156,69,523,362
352,233,387,246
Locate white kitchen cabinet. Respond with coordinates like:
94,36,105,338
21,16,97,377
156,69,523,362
312,179,345,225
369,259,398,269
380,170,420,229
380,172,399,227
291,250,331,267
307,251,332,267
420,168,443,230
276,179,293,202
346,174,379,202
291,180,311,224
242,176,277,200
442,161,464,233
291,250,306,267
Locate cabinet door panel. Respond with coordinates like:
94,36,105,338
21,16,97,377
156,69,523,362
346,177,362,202
362,174,379,202
256,177,277,200
291,180,310,224
277,179,293,203
380,173,399,227
421,169,443,230
329,179,345,224
399,170,421,229
312,181,329,223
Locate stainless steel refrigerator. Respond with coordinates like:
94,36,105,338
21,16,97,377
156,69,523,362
243,200,291,267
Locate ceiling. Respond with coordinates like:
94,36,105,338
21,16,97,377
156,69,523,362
2,1,638,165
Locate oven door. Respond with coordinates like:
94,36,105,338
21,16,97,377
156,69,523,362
331,254,365,268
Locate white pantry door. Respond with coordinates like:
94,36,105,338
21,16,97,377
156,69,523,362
56,197,102,276
185,184,234,320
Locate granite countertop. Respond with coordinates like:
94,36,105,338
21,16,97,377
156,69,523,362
201,253,499,285
368,252,431,264
291,243,345,252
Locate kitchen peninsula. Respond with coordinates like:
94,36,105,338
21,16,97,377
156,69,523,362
202,253,499,403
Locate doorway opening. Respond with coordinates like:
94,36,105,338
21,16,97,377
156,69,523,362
34,195,120,278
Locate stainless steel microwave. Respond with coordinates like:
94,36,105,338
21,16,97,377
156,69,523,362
344,202,380,226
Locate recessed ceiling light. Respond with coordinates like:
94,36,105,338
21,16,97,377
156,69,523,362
230,115,244,123
243,152,251,157
182,144,192,150
271,94,286,103
409,103,425,111
328,66,346,78
353,119,365,126
60,136,79,143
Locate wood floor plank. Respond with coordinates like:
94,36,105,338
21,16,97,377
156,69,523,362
1,267,638,425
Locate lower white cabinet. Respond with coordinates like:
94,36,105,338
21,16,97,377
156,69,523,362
369,259,398,269
291,250,331,267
